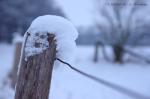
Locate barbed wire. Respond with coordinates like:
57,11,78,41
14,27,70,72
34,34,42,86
56,58,150,99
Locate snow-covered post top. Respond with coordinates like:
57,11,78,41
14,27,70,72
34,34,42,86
24,15,78,63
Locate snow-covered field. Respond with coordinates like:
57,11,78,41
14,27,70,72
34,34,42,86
0,43,150,99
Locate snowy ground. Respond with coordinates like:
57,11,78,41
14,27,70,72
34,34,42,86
0,44,150,99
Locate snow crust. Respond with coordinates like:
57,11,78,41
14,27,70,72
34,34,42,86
24,15,78,63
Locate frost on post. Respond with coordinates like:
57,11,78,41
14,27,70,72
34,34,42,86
15,15,78,99
25,32,50,61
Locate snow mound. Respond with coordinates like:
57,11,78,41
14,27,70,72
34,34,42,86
24,15,78,63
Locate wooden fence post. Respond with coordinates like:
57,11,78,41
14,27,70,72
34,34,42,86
9,42,22,88
15,33,56,99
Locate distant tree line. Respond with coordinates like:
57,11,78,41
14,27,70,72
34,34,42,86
0,0,64,42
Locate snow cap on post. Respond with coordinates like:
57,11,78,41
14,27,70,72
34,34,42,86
24,15,78,63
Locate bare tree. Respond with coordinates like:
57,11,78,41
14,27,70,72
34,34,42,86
95,0,150,63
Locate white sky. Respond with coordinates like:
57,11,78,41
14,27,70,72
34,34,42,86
55,0,95,27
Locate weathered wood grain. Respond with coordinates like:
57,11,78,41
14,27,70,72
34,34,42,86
15,34,56,99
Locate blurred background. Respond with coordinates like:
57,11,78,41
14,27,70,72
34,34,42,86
0,0,150,99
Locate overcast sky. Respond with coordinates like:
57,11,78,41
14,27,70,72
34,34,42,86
56,0,95,27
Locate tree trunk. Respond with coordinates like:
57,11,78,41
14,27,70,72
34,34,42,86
9,42,22,89
93,42,100,62
15,34,56,99
113,45,124,63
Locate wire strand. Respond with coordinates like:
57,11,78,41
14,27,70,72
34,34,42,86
56,58,150,99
